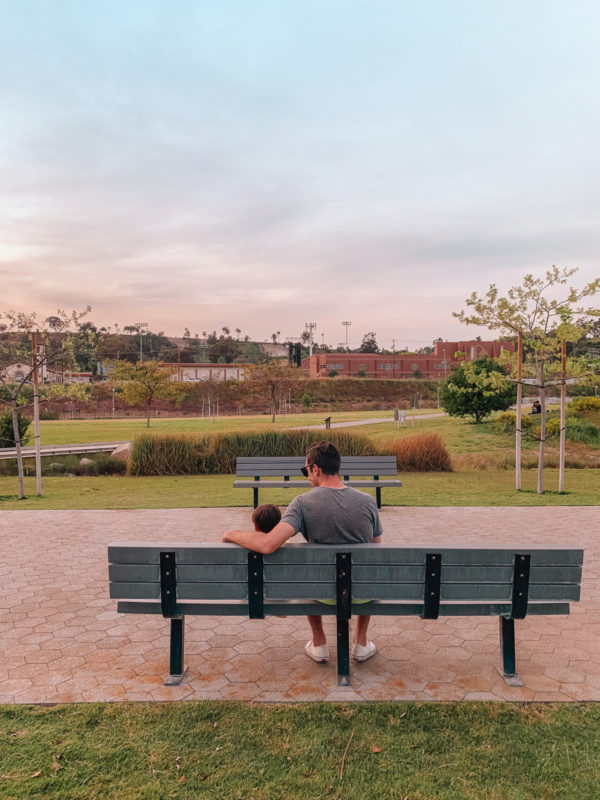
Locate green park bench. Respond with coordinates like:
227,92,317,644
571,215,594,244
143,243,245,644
108,542,583,687
233,455,402,509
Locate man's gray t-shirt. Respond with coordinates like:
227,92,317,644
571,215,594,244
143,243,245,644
282,486,383,544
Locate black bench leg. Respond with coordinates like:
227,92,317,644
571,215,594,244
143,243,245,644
337,618,351,686
376,487,382,509
253,487,259,509
164,617,188,686
499,617,523,686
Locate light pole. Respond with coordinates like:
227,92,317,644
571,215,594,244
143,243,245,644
342,321,351,352
305,322,316,357
135,322,148,363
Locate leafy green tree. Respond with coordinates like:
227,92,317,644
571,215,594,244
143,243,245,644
208,336,241,364
359,332,379,353
454,266,600,491
0,408,30,448
0,306,90,498
108,360,178,427
440,357,515,423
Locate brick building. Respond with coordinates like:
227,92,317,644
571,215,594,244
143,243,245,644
302,339,514,379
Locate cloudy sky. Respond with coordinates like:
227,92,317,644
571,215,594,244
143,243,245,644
2,0,599,350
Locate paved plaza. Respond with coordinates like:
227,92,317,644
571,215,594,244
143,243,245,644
1,506,598,703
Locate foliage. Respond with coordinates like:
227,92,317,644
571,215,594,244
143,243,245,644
130,429,375,475
108,359,178,427
381,432,452,472
440,357,515,423
301,393,312,408
244,360,300,421
0,306,90,497
454,267,600,490
208,335,241,363
0,408,31,448
570,396,600,412
358,331,379,353
328,370,338,377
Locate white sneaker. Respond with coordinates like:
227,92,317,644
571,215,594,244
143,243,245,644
304,641,329,663
351,641,376,662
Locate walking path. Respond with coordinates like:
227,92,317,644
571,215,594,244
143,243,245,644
291,412,447,430
1,506,598,704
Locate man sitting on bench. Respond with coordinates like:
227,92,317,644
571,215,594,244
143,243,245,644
222,440,383,663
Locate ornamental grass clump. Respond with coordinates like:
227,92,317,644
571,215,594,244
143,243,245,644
129,432,209,475
130,429,375,475
383,433,452,472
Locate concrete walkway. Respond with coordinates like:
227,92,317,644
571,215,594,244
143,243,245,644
290,412,447,430
1,507,598,703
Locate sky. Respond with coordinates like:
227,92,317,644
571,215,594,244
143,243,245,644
2,0,600,351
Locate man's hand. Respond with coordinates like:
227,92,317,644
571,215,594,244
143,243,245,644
221,530,240,543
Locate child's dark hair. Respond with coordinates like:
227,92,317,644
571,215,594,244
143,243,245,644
252,504,281,533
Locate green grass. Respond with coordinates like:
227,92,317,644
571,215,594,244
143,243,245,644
1,469,598,509
34,411,397,445
1,702,599,799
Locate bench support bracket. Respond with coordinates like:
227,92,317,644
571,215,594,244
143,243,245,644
499,617,523,686
165,617,187,686
336,552,352,686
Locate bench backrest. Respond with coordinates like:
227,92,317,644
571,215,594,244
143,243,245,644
235,456,398,477
109,543,582,616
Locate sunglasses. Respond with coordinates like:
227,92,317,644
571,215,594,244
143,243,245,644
301,464,312,477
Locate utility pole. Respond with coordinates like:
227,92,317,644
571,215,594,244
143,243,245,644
135,322,148,363
342,321,351,352
305,322,316,357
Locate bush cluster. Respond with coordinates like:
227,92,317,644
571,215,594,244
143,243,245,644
569,396,600,413
382,433,452,472
129,429,376,476
0,453,126,477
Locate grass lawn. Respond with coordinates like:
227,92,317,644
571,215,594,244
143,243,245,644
1,469,598,509
1,701,599,799
34,411,398,445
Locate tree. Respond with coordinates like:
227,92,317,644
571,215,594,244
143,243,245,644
454,266,600,492
0,306,90,498
108,360,178,427
245,360,300,422
0,408,30,448
359,332,379,353
208,336,241,364
440,357,515,423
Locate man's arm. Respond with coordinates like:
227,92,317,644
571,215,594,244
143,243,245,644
221,520,297,554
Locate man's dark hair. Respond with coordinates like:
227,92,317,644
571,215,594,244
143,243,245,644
306,440,341,476
252,503,282,533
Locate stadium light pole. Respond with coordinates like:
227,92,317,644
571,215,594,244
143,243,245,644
342,321,351,352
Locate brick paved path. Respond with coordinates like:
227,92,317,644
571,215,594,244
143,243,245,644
1,507,598,703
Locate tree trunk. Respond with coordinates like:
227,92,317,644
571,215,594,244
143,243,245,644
515,332,522,490
271,386,276,422
558,340,567,492
146,401,151,428
11,399,25,500
537,362,545,495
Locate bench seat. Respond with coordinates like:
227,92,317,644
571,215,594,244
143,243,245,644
234,456,402,508
109,542,583,687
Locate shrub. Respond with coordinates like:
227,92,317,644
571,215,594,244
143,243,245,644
381,433,452,472
494,411,535,433
0,409,31,448
39,409,60,420
301,393,313,409
129,433,207,476
570,396,600,413
129,429,375,475
328,370,338,377
564,419,600,445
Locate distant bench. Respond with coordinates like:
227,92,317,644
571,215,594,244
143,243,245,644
108,542,583,687
233,456,402,509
